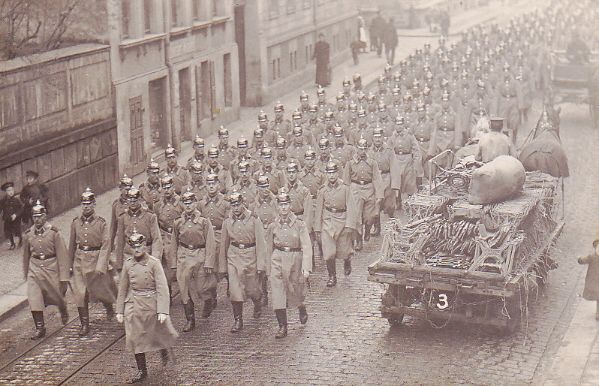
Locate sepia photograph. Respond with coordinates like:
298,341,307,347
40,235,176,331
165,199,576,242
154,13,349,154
0,0,597,384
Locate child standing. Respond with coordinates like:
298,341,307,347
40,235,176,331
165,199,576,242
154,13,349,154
578,235,599,320
1,182,23,249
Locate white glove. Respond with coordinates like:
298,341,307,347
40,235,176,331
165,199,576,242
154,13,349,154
116,313,124,323
157,313,169,323
302,270,310,279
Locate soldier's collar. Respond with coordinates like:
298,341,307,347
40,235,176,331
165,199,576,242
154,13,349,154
34,224,46,235
288,181,298,189
167,166,179,174
206,193,219,203
80,214,95,223
184,210,200,222
279,213,296,225
232,210,249,221
148,181,160,190
128,207,143,217
163,195,177,204
328,180,339,188
133,253,149,265
258,194,273,204
239,179,251,187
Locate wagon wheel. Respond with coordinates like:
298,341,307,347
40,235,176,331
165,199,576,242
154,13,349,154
382,284,406,327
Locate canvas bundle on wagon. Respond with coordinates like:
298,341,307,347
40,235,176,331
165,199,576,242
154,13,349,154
367,151,564,334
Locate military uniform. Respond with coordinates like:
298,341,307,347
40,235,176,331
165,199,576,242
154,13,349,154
232,179,257,206
139,181,161,212
389,130,424,196
287,180,313,233
164,166,190,195
154,196,183,285
314,180,353,262
115,208,163,270
252,192,278,230
199,193,230,252
343,154,384,234
432,107,459,154
370,144,395,216
110,196,129,250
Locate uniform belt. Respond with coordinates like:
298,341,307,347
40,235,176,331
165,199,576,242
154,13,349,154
212,224,222,231
159,223,173,233
380,170,390,174
439,128,454,132
292,209,304,216
417,137,430,142
274,245,302,252
180,242,205,250
231,241,256,249
351,179,372,185
31,253,56,260
78,245,101,252
395,151,412,155
132,289,156,297
310,193,317,199
325,206,346,213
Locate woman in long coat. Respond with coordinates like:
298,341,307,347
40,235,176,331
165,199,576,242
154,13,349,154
313,33,330,87
265,190,312,338
116,231,178,384
578,237,599,320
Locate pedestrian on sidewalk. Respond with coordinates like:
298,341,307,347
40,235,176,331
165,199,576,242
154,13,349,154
1,182,23,249
578,235,599,320
20,170,49,228
116,230,178,384
351,40,361,66
383,17,398,65
313,33,331,88
370,11,386,57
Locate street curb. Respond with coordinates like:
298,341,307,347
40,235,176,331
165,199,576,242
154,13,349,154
0,283,28,323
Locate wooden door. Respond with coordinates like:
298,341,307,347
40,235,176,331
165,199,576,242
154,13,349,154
129,95,146,175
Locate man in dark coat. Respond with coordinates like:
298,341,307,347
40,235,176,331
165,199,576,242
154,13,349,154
20,171,49,227
1,182,23,249
383,17,398,65
370,11,386,57
313,33,330,87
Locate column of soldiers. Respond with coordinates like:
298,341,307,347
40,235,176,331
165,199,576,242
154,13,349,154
22,7,561,383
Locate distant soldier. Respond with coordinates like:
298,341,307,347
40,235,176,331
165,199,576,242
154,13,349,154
316,137,332,172
186,135,206,168
69,188,116,337
232,161,258,207
390,117,424,210
274,136,289,171
343,138,384,250
270,102,292,140
188,160,207,197
413,102,435,179
432,92,459,157
314,161,354,287
164,145,190,195
495,62,521,142
255,147,285,195
330,125,355,165
316,87,334,119
206,146,233,194
198,173,230,255
249,127,265,159
231,137,258,183
287,126,310,167
252,175,277,307
265,190,312,339
139,160,161,212
116,231,178,384
217,126,236,169
218,192,267,333
172,190,217,331
370,127,394,230
23,201,70,340
115,187,163,273
258,111,277,147
110,175,133,251
300,148,325,258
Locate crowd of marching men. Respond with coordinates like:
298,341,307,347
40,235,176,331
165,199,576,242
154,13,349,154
18,2,595,382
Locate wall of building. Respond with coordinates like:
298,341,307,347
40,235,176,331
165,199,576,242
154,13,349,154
0,44,118,217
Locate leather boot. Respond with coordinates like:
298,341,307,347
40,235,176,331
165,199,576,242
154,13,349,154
298,305,308,325
372,216,381,236
59,305,69,325
211,287,218,309
201,298,213,319
363,224,371,242
326,259,337,287
230,302,243,333
30,311,46,340
128,353,148,383
183,301,195,332
354,230,363,251
274,309,288,339
77,307,90,337
344,258,352,276
261,276,268,307
252,298,262,319
160,348,170,367
103,302,115,321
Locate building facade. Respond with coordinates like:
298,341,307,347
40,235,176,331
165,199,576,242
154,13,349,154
109,0,240,175
236,0,359,106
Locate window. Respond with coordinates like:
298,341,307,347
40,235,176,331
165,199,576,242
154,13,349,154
271,58,281,81
289,50,297,72
269,0,279,19
224,54,232,107
143,0,152,34
287,0,296,14
121,0,130,38
171,0,178,27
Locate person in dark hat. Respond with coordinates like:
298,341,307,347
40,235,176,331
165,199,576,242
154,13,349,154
20,170,49,227
475,117,515,163
68,188,116,336
1,182,23,249
22,201,70,340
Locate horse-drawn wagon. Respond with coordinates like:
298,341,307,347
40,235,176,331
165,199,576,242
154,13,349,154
368,151,564,334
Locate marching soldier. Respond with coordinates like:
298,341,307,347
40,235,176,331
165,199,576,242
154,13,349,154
316,86,334,118
274,136,289,170
68,189,116,337
258,111,277,147
300,148,325,258
115,187,163,273
219,191,267,333
110,175,133,251
231,137,258,183
265,190,312,339
186,136,206,168
252,175,277,306
171,190,217,331
139,160,162,212
370,127,395,230
314,161,354,287
390,118,424,211
255,147,285,195
153,176,183,294
116,231,178,384
467,79,493,139
217,126,236,169
188,160,207,197
199,173,230,255
164,145,190,195
270,102,292,139
287,126,310,167
413,101,435,179
206,146,233,194
316,137,332,172
432,92,460,159
495,62,521,142
475,117,516,162
343,138,384,250
330,125,355,165
249,127,265,159
299,91,311,117
23,201,70,340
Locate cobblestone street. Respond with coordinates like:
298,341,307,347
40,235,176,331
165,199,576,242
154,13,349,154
0,98,596,384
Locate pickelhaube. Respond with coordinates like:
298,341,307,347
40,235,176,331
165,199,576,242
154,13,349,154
165,144,177,158
258,110,268,122
32,200,47,217
160,175,174,189
309,104,318,113
393,72,401,82
218,126,229,138
384,63,392,74
357,137,369,149
477,79,486,89
503,62,511,72
373,127,384,138
441,91,450,101
422,86,431,96
127,229,146,248
333,124,344,137
378,102,387,112
357,108,367,118
316,86,326,96
324,110,335,120
81,187,95,204
324,161,339,173
193,135,205,149
342,78,351,87
189,160,204,174
292,110,303,120
403,92,413,102
336,92,345,101
392,87,401,96
228,191,243,206
119,174,134,189
181,190,196,205
207,146,220,158
304,148,317,160
349,103,358,112
276,136,287,149
318,137,330,150
377,75,386,84
147,159,160,174
206,173,219,184
256,174,270,188
254,127,264,139
292,126,303,137
395,115,405,125
366,93,376,103
286,161,300,173
237,136,249,149
238,160,250,173
261,147,273,159
274,101,284,112
352,73,361,82
300,90,309,101
126,187,142,201
276,189,291,205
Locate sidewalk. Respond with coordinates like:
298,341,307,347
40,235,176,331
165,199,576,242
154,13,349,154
0,0,536,323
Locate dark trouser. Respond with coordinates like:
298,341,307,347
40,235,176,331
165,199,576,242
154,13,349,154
352,48,359,65
376,38,383,57
4,219,21,245
385,46,396,65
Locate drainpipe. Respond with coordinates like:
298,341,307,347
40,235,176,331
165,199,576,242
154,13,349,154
163,0,177,151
